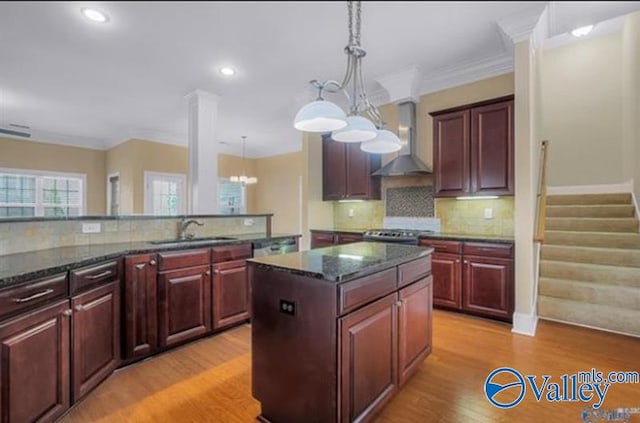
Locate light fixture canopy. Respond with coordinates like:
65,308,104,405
230,136,258,186
360,129,402,154
293,1,399,154
571,25,594,37
81,8,109,23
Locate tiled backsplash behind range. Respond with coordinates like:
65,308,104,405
385,186,434,217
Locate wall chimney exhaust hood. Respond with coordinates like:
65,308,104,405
372,101,431,176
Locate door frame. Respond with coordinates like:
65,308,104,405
143,171,187,215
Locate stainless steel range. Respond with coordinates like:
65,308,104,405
363,229,433,245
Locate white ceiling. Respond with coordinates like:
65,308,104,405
0,1,638,157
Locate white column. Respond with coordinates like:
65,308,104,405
186,89,221,214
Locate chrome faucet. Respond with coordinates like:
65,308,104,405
178,218,204,240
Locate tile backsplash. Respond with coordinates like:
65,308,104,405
0,216,268,256
435,197,514,236
333,201,384,230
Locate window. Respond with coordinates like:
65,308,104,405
218,179,246,215
0,169,85,218
144,172,186,216
107,173,120,216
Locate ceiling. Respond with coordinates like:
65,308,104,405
0,1,639,157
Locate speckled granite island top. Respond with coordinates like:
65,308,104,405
248,242,433,283
0,233,300,288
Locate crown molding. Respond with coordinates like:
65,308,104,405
498,5,546,44
0,128,108,150
375,66,422,103
419,53,514,95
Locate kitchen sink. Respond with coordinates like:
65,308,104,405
148,236,237,245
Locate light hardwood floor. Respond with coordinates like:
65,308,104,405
63,311,640,423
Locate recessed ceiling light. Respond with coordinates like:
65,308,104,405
81,8,109,23
571,25,594,37
219,67,236,76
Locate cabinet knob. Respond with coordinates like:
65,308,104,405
205,270,211,276
456,259,460,263
149,259,157,266
74,305,85,312
62,309,73,317
464,260,468,264
395,301,403,308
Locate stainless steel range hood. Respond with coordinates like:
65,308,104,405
372,101,431,176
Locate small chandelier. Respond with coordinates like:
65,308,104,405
293,0,401,154
230,136,257,185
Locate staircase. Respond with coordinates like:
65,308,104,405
537,193,640,337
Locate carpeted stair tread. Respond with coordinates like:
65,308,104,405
546,193,632,206
539,277,640,309
538,296,640,337
544,231,640,249
545,217,638,233
546,204,635,218
540,244,640,268
539,260,640,288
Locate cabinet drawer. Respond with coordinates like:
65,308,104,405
71,261,119,294
158,248,211,271
311,231,335,242
336,233,363,245
463,242,513,258
338,268,397,315
211,243,252,263
0,273,68,319
419,239,462,254
398,256,432,288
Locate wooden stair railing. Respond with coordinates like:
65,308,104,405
534,140,549,243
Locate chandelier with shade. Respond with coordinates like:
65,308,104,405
293,0,402,154
230,136,258,185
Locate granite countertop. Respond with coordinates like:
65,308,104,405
419,232,514,244
248,242,433,283
0,233,301,288
310,228,369,234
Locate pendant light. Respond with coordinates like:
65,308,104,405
230,136,257,185
293,1,402,154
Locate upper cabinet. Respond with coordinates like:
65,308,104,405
432,96,514,197
322,135,381,201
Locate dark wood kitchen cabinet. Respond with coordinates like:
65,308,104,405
431,253,462,310
124,254,158,360
323,135,381,201
71,281,120,402
432,96,514,197
339,293,398,423
310,230,363,249
463,255,513,321
158,265,212,348
212,259,250,329
0,300,71,423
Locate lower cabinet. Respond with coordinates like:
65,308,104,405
339,293,398,423
123,254,158,360
158,265,211,347
212,259,250,329
71,282,120,402
463,255,513,321
310,230,364,249
0,300,71,423
431,253,462,310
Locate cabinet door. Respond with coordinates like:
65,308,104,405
212,259,249,329
158,265,211,347
471,100,514,195
310,231,336,249
463,256,513,321
0,301,70,423
323,136,347,201
398,276,432,386
336,232,363,245
345,143,381,200
124,254,158,359
339,293,397,423
433,110,470,197
432,253,462,310
71,282,120,402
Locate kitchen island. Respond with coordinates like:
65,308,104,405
248,242,433,423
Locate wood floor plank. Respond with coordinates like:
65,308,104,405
62,311,640,423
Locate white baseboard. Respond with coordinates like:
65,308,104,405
511,312,538,336
547,180,633,195
538,316,640,339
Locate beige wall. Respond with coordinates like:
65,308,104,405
0,137,106,214
622,12,640,201
542,33,624,186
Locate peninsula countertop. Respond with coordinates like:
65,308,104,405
248,241,433,283
0,233,301,288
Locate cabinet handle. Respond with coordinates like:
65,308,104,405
395,301,403,308
74,305,85,312
62,309,73,317
205,270,211,276
212,269,220,274
85,270,113,280
13,289,54,303
149,259,157,266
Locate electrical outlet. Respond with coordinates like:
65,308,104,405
348,208,355,218
279,299,296,316
82,223,101,233
484,208,494,219
244,219,254,226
